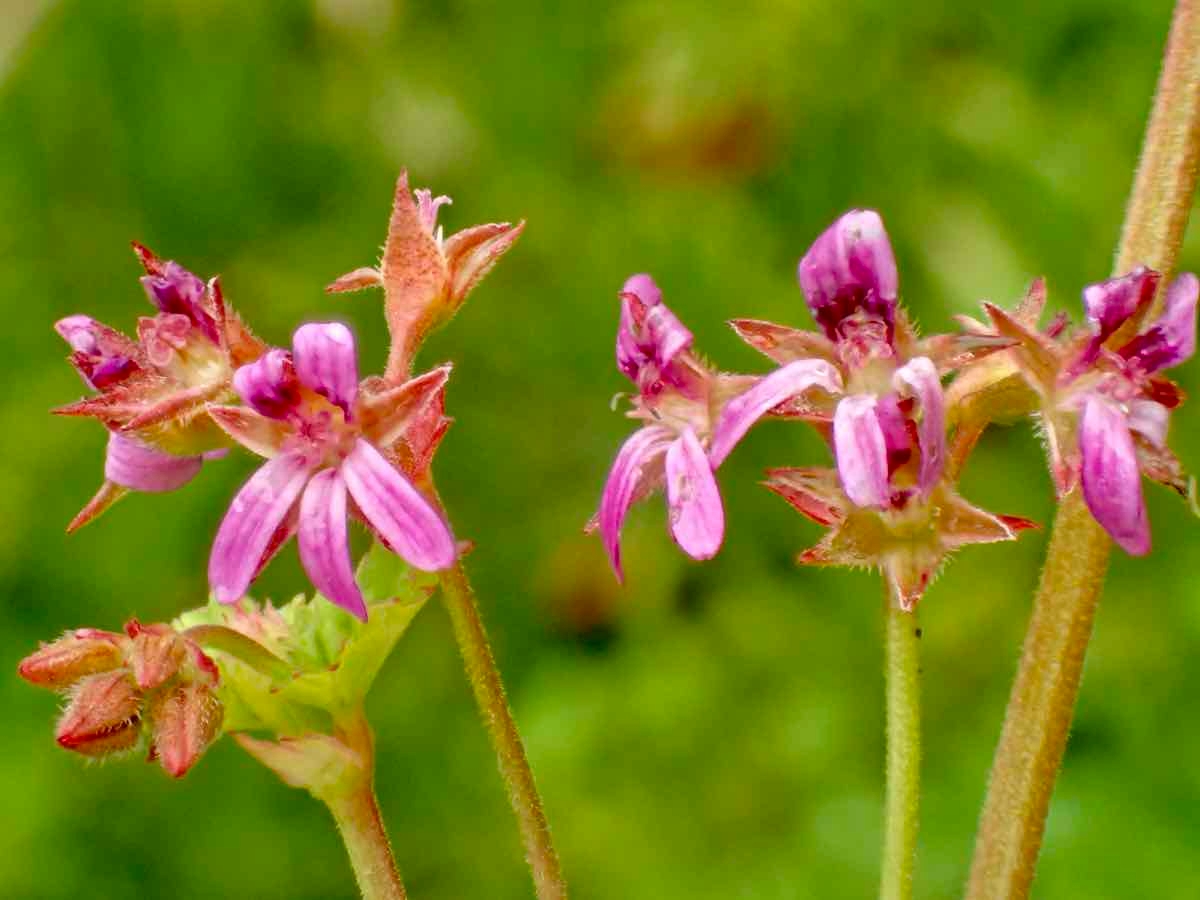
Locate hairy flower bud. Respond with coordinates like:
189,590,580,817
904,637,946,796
125,620,187,691
17,629,126,689
56,671,143,757
149,681,224,779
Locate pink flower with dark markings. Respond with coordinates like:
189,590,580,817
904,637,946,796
54,246,264,532
592,274,841,580
973,267,1198,554
207,322,456,619
733,210,1031,608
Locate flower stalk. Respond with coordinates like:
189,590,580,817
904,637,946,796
881,593,921,900
325,712,408,900
439,561,567,900
967,2,1200,896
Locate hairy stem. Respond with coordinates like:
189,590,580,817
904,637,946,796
967,3,1200,896
440,561,567,900
326,713,408,900
881,595,921,900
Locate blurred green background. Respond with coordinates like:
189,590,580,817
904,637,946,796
2,1,1198,897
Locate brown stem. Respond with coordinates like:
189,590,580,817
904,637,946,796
966,3,1200,897
439,561,568,900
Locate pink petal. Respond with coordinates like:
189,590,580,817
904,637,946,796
1122,272,1199,372
233,349,301,419
1079,394,1150,555
664,428,725,560
616,274,692,379
892,356,946,494
709,359,842,467
414,188,452,233
209,452,313,604
1082,267,1158,339
292,322,359,417
797,210,898,338
104,433,204,493
833,394,890,509
596,424,675,580
341,439,456,571
298,469,367,620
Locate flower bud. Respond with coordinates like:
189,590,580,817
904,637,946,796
149,681,224,778
125,619,187,691
17,629,125,689
55,671,143,757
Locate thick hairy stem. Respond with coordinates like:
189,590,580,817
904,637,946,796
967,4,1200,897
440,562,568,900
881,594,921,900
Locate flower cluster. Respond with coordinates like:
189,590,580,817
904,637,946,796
18,620,222,777
52,173,520,622
29,171,522,776
592,210,1196,606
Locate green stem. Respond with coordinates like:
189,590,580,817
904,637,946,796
881,594,921,900
439,561,568,900
326,712,408,900
327,779,408,900
967,3,1200,896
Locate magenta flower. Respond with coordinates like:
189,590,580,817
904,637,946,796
731,210,1032,607
594,274,841,580
207,322,457,619
55,248,264,531
976,267,1197,554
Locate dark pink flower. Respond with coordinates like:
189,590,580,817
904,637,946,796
978,268,1197,554
207,322,456,618
594,275,840,580
735,210,1031,607
55,246,265,531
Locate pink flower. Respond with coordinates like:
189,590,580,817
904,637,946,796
975,267,1198,554
733,210,1032,607
54,248,264,532
207,322,457,619
594,275,840,580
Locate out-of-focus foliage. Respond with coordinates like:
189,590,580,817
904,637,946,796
2,1,1197,897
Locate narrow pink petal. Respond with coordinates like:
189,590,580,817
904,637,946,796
1079,394,1150,555
292,322,359,417
709,359,843,467
208,452,313,604
298,469,367,621
341,439,456,571
232,349,300,419
104,433,204,493
664,429,725,560
833,394,890,509
892,356,946,494
596,424,675,580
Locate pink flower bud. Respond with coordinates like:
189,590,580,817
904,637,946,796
55,671,143,757
125,620,187,691
17,629,126,689
149,681,224,779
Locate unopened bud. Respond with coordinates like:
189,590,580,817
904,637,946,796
56,671,143,757
125,619,186,690
18,629,125,689
149,681,223,778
